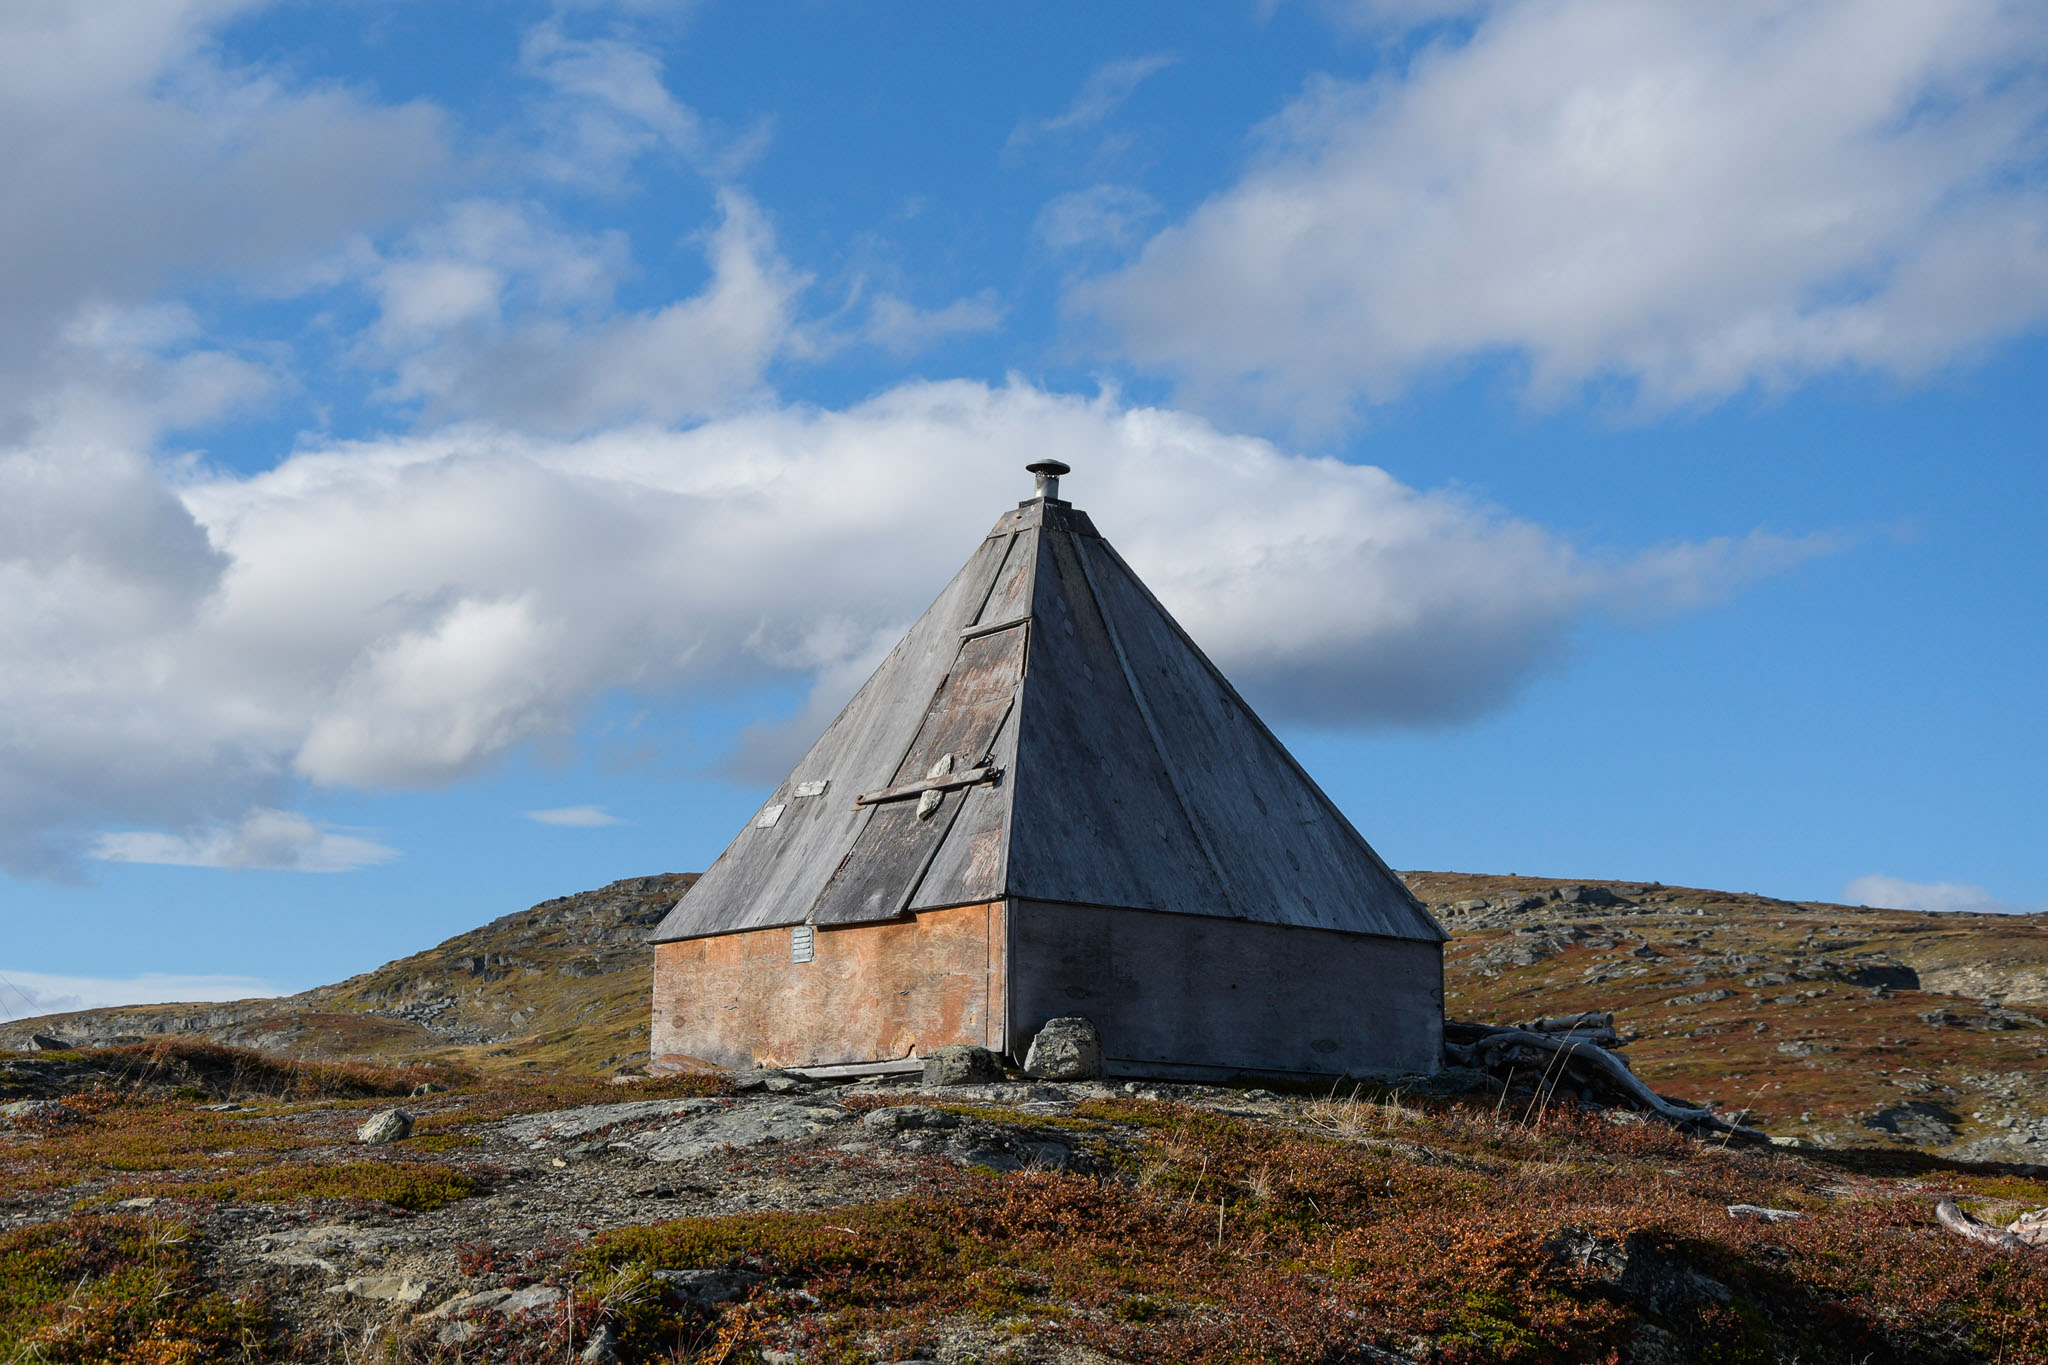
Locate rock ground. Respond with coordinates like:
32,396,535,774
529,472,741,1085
0,1067,1269,1361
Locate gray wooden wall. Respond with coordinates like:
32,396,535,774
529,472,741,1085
1006,899,1443,1079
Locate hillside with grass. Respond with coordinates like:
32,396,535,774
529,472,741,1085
10,868,2048,1160
0,874,696,1077
4,1037,2048,1363
9,873,2048,1361
1410,872,2048,1163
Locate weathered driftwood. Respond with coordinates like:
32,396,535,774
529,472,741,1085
1935,1199,2030,1252
1727,1204,1804,1223
1446,1021,1768,1143
2010,1208,2048,1248
1518,1012,1619,1045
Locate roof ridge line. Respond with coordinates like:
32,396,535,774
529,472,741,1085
1068,532,1243,919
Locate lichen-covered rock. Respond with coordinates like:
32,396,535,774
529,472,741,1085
921,1044,1003,1087
325,1273,432,1304
1543,1227,1730,1315
580,1322,623,1363
1862,1101,1959,1145
496,1097,720,1145
861,1104,961,1133
654,1267,769,1306
1023,1017,1102,1080
630,1098,849,1161
0,1099,63,1123
356,1108,414,1144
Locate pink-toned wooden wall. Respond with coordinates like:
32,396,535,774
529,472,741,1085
650,902,1005,1073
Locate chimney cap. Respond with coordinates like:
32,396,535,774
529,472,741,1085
1025,459,1071,503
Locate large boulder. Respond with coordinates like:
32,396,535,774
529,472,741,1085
1023,1017,1103,1081
921,1044,1002,1087
356,1108,414,1144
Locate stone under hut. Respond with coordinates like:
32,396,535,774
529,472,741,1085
648,461,1445,1080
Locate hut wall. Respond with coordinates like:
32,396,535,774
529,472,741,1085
650,901,1004,1072
1005,899,1442,1078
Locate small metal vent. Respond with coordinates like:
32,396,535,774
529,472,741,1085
790,924,815,963
1026,458,1070,501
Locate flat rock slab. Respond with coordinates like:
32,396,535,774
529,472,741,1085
630,1099,851,1162
254,1223,409,1258
497,1098,725,1146
420,1285,563,1320
327,1274,433,1304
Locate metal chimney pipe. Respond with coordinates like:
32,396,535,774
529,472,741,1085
1026,459,1071,502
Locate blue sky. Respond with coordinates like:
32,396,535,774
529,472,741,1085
2,0,2044,1017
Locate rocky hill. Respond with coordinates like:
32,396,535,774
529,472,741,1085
10,868,2048,1160
1411,870,2048,1162
0,874,695,1075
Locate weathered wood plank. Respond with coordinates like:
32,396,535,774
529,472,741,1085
1072,536,1440,941
909,702,1020,912
853,766,1003,806
1006,899,1443,1076
1003,527,1226,913
650,902,1000,1071
809,624,1026,926
650,527,1015,941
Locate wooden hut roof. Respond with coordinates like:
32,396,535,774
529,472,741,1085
650,468,1444,945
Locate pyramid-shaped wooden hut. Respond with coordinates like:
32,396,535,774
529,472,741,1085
649,462,1445,1079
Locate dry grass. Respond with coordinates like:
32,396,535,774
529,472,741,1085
0,1040,709,1212
1423,872,2048,1139
0,1213,270,1363
573,1097,2048,1364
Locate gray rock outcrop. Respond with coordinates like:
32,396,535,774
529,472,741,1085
1023,1017,1103,1080
356,1108,414,1144
921,1044,1002,1086
629,1099,850,1162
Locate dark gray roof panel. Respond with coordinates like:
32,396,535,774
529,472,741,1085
1075,538,1444,942
810,622,1025,926
649,526,1015,941
906,700,1019,911
651,487,1443,944
1003,527,1227,912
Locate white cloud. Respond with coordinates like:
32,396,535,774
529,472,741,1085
92,809,396,873
1008,54,1179,150
0,379,1839,873
526,805,625,827
521,20,768,184
855,291,1004,357
373,190,804,433
0,0,448,443
0,967,285,1021
1080,0,2048,428
1844,874,2030,916
1037,186,1164,252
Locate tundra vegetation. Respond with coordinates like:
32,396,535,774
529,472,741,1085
4,870,2047,1361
